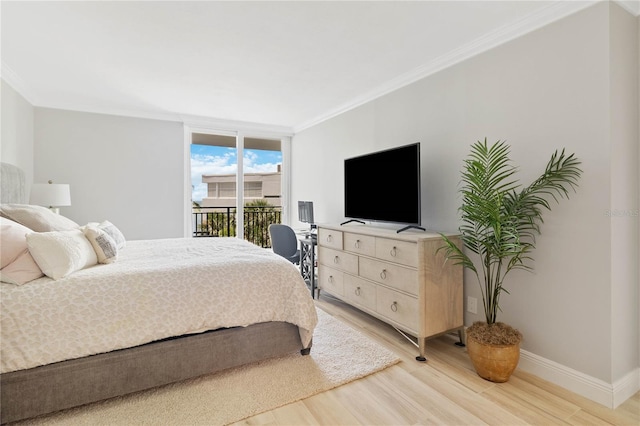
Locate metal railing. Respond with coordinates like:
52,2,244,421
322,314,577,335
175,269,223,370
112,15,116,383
192,206,282,248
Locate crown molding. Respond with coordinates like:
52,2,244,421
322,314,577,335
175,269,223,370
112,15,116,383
37,101,188,123
1,62,37,105
615,0,640,16
292,0,600,133
32,104,294,137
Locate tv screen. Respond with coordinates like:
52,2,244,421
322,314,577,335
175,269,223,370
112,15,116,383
344,143,421,226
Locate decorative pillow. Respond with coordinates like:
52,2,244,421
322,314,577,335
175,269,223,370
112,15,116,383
96,220,126,249
83,226,118,264
0,204,79,232
0,251,45,285
0,217,44,285
1,217,31,268
26,229,98,280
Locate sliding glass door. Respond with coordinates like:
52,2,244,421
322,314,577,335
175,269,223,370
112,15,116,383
189,132,283,247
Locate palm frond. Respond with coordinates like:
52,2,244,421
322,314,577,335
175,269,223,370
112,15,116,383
441,139,582,324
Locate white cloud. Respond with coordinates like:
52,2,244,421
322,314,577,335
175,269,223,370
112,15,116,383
191,150,236,202
243,150,279,173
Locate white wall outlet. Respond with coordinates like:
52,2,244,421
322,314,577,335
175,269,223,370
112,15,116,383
467,296,478,314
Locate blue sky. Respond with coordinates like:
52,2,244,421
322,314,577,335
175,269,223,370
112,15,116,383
191,145,282,202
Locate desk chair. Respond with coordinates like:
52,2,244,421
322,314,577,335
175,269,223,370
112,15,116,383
268,224,300,264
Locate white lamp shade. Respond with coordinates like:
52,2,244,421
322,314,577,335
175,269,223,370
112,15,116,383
30,183,71,207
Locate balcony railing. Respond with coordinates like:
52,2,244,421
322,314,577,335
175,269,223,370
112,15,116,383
192,206,282,248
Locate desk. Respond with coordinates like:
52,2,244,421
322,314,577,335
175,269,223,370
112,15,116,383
298,236,317,299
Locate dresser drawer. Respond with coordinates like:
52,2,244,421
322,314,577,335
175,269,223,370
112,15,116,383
375,238,417,267
358,257,418,296
318,247,358,274
343,232,375,257
376,286,418,331
318,228,343,250
318,265,344,296
343,274,376,311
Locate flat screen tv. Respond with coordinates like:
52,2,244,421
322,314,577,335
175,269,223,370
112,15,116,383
344,143,423,232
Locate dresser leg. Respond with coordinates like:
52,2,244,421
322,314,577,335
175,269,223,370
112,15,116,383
455,327,466,347
416,338,427,362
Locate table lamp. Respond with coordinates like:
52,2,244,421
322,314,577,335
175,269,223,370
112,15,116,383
30,180,71,214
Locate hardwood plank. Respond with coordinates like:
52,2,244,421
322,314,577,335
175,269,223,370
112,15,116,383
413,363,529,425
481,385,573,425
617,391,639,421
271,401,321,425
513,370,640,425
230,410,277,425
255,296,639,426
371,365,488,425
303,385,369,425
498,374,582,420
566,409,616,426
332,374,422,425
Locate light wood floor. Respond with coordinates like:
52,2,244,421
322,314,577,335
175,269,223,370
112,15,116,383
235,294,639,426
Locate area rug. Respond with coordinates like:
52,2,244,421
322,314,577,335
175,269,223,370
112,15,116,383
18,308,400,426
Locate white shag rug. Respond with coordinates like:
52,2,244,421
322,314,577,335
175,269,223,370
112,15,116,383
17,308,400,426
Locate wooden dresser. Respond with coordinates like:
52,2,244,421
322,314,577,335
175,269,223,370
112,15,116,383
316,223,463,360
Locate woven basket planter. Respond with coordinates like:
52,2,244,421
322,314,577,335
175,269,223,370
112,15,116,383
466,334,520,383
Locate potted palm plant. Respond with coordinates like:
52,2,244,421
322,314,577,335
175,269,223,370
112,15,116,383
439,139,582,382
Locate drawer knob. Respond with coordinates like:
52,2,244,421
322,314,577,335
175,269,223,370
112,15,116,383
328,275,334,283
327,234,333,242
355,286,361,296
334,256,339,264
390,301,398,312
380,269,387,280
355,240,361,249
390,246,397,257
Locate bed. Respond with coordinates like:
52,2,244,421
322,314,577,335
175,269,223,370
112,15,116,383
0,162,317,424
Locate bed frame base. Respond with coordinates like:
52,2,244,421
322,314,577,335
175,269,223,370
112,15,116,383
1,321,308,424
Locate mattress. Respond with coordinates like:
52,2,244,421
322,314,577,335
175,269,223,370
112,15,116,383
1,237,317,373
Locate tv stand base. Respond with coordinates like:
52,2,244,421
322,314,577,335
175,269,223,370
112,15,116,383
397,225,425,233
340,219,365,226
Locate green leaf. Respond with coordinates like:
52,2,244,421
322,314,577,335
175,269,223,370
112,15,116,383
440,139,582,324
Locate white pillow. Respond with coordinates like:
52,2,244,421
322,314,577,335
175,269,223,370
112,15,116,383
26,229,98,279
0,217,44,285
1,217,32,268
98,220,126,249
0,204,79,232
84,226,118,264
0,251,45,285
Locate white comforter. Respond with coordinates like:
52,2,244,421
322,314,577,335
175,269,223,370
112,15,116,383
0,237,318,374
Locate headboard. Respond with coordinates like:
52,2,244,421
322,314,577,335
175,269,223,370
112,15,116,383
0,162,27,204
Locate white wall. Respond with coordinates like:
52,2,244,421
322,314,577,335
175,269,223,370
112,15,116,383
292,1,639,405
1,80,34,189
33,108,185,240
609,1,639,395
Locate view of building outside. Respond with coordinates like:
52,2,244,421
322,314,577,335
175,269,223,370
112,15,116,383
190,143,283,246
191,144,283,205
200,166,282,207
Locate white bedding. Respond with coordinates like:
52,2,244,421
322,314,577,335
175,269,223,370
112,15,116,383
0,237,318,374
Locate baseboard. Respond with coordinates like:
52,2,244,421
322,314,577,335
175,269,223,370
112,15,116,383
519,349,640,409
613,367,640,408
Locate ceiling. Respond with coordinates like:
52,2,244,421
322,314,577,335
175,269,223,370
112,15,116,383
2,1,634,133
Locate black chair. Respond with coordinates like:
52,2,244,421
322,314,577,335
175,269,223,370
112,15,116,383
268,224,300,264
